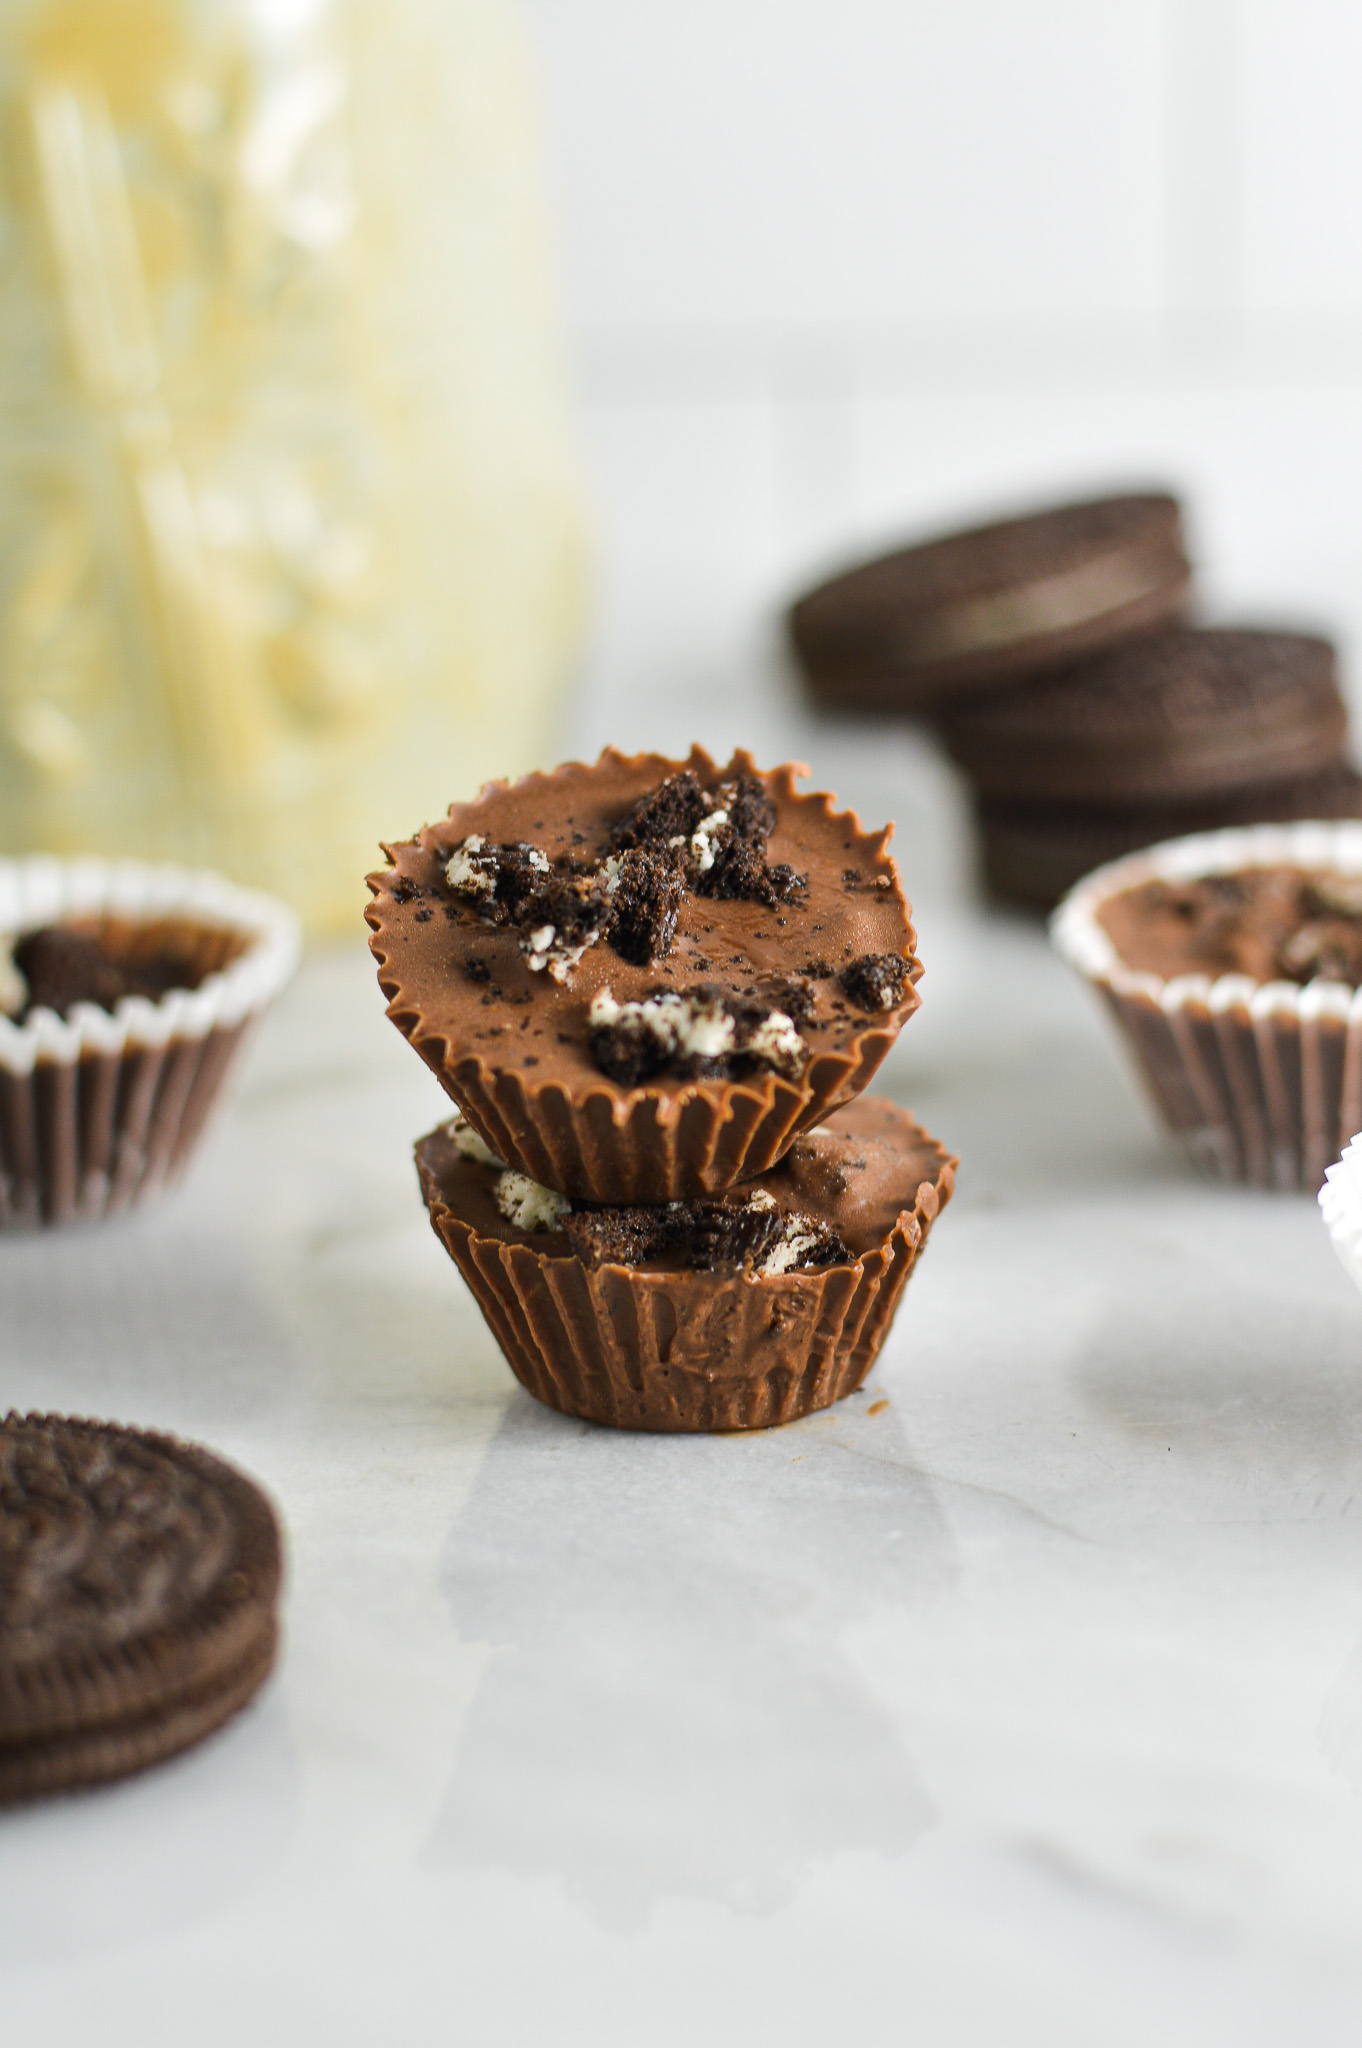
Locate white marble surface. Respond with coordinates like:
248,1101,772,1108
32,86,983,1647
5,683,1362,2045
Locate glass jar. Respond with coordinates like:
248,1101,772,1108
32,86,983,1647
0,0,587,931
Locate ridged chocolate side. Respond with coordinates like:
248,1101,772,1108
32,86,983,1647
416,1113,954,1433
0,1021,249,1229
440,1026,903,1205
1103,985,1356,1191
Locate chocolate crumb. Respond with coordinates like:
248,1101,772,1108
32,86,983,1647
607,843,685,966
840,953,909,1012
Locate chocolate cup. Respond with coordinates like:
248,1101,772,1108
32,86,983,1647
0,861,299,1228
415,1098,956,1433
1051,820,1362,1191
367,747,921,1202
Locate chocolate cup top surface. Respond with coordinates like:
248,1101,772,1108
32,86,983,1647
367,747,922,1201
419,1093,955,1269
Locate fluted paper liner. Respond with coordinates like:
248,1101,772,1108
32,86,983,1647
1320,1136,1362,1300
416,1111,955,1433
1051,820,1362,1190
367,748,921,1202
0,859,299,1227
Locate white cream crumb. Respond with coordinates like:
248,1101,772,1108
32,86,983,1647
589,987,735,1060
495,1169,570,1233
745,1188,778,1212
689,808,729,874
522,923,603,984
444,835,496,899
448,1113,503,1168
672,996,734,1058
527,847,550,873
756,1220,820,1276
588,988,623,1030
743,1008,804,1072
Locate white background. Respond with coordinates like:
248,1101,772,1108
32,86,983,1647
521,0,1362,797
10,11,1362,2046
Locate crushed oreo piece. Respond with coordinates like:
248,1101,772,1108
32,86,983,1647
607,771,710,852
519,869,614,984
562,1189,851,1275
448,1112,503,1168
444,837,551,925
1278,919,1362,984
587,982,808,1085
494,1169,570,1233
11,927,189,1021
840,952,909,1012
605,843,686,966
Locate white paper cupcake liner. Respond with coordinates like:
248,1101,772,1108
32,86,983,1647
1050,820,1362,1191
1320,1136,1362,1299
0,858,299,1227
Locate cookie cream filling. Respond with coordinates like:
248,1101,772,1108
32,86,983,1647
494,1169,570,1232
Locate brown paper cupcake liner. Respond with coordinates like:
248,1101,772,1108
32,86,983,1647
368,748,921,1202
1051,821,1362,1190
416,1113,954,1433
0,859,299,1228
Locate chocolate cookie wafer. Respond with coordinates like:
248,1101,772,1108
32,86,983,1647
788,492,1190,714
0,1413,282,1802
979,765,1362,911
938,627,1347,805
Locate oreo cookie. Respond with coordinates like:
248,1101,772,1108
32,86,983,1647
938,627,1347,806
978,764,1362,911
787,492,1191,713
0,1413,282,1802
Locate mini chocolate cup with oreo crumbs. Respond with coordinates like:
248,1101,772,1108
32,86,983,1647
416,1095,956,1432
0,858,299,1228
367,747,922,1203
1051,820,1362,1191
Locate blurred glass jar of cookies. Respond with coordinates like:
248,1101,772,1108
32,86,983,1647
0,0,586,933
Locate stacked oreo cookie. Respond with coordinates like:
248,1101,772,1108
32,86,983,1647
367,748,956,1432
788,493,1362,909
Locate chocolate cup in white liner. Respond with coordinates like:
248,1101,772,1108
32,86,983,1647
0,858,300,1228
1320,1137,1362,1298
1050,820,1362,1192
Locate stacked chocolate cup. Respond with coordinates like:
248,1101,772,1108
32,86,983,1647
366,747,955,1432
788,492,1362,911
